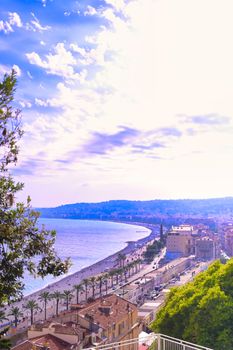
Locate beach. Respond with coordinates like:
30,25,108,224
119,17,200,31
1,221,158,327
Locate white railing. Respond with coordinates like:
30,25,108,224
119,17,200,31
85,333,214,350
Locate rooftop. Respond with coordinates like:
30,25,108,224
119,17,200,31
78,294,137,330
12,334,72,350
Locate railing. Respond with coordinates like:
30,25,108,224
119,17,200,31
85,333,214,350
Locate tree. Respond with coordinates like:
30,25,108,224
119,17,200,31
63,290,74,311
97,275,104,296
108,270,115,288
117,253,126,268
89,277,96,298
23,300,41,325
73,284,84,304
51,291,62,317
103,274,109,295
0,70,70,306
0,311,8,324
8,306,23,327
151,259,233,350
39,291,51,321
0,311,9,349
0,328,11,350
83,279,90,301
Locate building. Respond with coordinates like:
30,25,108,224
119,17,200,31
54,294,139,349
166,225,195,258
224,228,233,256
12,323,82,350
77,294,139,350
195,237,218,260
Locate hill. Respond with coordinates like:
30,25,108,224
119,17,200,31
37,197,233,225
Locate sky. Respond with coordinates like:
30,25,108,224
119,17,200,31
1,0,233,207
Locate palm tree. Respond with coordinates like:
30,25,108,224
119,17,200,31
82,278,90,301
51,291,62,317
89,277,96,298
63,290,74,311
0,311,8,324
39,291,51,320
8,307,23,328
124,267,128,282
108,270,115,288
103,274,109,295
97,275,104,296
73,284,84,304
117,253,126,268
23,300,41,325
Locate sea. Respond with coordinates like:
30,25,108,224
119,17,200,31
24,218,150,295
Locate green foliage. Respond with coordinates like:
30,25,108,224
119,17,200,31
0,70,70,307
23,300,41,325
143,239,164,263
151,259,233,350
8,306,23,327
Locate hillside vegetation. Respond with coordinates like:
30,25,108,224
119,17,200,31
151,259,233,350
38,197,233,223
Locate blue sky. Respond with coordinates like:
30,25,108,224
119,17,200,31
1,0,233,207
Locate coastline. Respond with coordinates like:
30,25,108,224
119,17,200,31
2,221,158,324
24,221,157,297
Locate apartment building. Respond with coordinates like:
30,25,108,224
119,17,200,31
166,225,195,258
224,228,233,256
78,294,139,350
195,237,217,260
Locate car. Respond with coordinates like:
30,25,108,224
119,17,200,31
135,281,140,285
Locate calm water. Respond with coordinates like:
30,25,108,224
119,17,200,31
24,219,150,295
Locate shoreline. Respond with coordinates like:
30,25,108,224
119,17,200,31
1,221,158,324
24,221,157,298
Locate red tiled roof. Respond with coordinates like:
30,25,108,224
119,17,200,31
78,294,137,329
12,334,72,350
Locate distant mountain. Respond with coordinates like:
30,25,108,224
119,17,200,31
37,197,233,225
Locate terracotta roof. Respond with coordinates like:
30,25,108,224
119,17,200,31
78,294,137,329
12,334,72,350
31,321,82,336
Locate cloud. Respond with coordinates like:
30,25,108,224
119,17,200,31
26,43,87,81
157,127,182,137
132,142,165,151
0,64,21,77
84,6,97,16
19,100,32,108
0,12,22,34
12,158,42,176
81,126,140,156
187,114,230,125
8,12,22,28
35,98,49,107
26,13,51,32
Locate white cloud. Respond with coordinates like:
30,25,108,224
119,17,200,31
0,64,21,77
0,20,13,34
19,100,32,108
18,0,233,204
105,0,126,12
26,13,51,32
84,6,97,16
0,12,22,34
8,12,22,28
26,42,87,81
12,64,21,76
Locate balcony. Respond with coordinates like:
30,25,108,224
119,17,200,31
85,333,214,350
